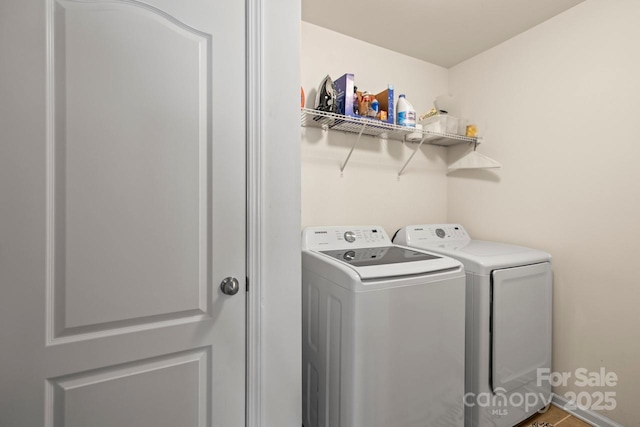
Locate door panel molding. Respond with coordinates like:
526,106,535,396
45,0,214,345
45,347,210,427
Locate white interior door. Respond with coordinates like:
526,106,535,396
0,0,246,426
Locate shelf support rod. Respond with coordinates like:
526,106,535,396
398,135,427,177
340,122,367,172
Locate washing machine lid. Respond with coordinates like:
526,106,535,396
320,245,439,266
302,226,463,280
316,246,461,280
394,224,551,274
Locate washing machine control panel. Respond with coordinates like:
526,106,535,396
407,224,471,243
303,226,391,250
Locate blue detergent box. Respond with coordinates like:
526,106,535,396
334,73,394,125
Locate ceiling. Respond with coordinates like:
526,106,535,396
301,0,585,68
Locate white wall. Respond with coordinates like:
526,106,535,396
301,22,450,236
263,0,301,426
448,1,640,424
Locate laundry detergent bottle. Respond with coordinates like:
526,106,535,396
396,94,416,127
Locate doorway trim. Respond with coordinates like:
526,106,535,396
246,0,263,425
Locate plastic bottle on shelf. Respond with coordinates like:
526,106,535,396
370,97,379,118
396,94,416,127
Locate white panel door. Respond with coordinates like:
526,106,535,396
0,0,246,426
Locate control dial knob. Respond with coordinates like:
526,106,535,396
344,231,356,243
343,250,356,261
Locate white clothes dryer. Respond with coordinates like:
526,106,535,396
394,224,552,427
302,226,466,427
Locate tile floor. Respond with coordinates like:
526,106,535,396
516,405,592,426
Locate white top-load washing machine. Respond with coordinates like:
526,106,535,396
393,224,552,427
302,226,466,427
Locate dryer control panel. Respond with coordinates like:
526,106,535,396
302,226,391,250
396,224,472,245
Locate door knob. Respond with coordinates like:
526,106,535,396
220,277,240,296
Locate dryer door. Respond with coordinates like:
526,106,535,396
491,262,552,393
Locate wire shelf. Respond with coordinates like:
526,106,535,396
300,108,482,176
300,108,480,147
